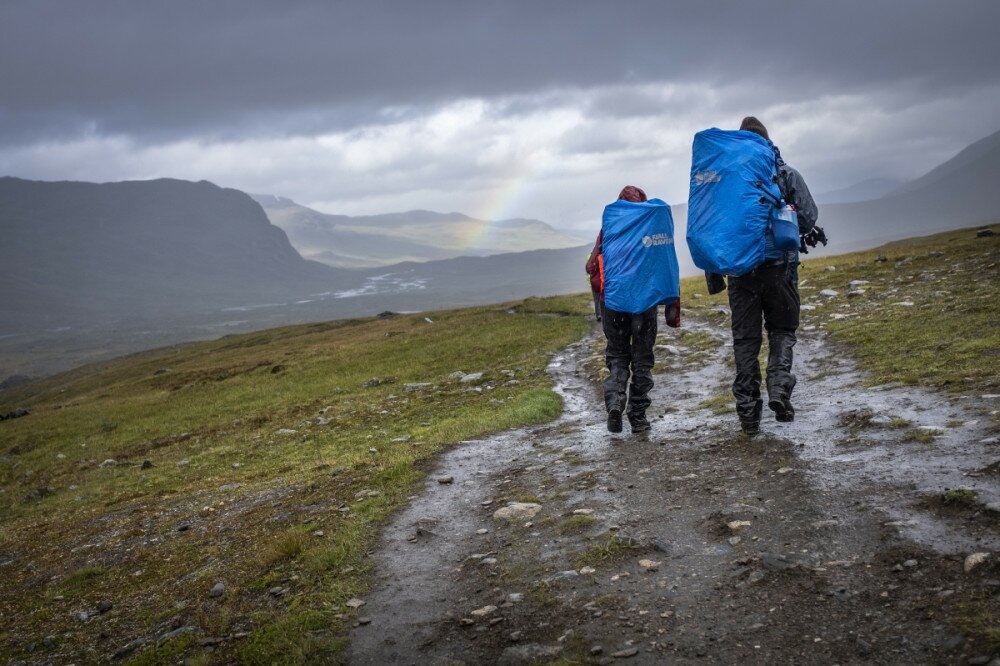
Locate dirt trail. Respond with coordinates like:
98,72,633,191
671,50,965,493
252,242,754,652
347,319,1000,665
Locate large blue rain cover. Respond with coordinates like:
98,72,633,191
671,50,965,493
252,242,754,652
686,128,782,276
601,198,679,314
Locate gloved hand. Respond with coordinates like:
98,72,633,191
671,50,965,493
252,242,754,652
799,226,828,253
705,272,727,295
665,298,681,328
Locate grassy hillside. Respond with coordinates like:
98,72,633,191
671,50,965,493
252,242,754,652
1,226,996,664
0,298,589,664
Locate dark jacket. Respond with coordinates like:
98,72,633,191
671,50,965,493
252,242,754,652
764,147,818,261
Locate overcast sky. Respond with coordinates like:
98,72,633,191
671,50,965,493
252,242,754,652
2,0,999,229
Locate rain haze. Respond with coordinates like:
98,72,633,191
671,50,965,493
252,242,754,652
3,0,1000,229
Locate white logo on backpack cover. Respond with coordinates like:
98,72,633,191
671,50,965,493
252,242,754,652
694,170,721,184
642,233,673,248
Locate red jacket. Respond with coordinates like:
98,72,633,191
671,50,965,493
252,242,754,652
585,230,603,294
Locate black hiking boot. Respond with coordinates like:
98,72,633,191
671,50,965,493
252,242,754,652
741,420,760,437
768,396,795,422
607,408,623,433
629,415,651,433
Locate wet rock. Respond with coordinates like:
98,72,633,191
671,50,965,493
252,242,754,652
968,656,992,666
762,553,799,571
160,625,195,641
639,559,660,571
210,582,225,598
855,637,872,657
964,552,989,573
611,647,639,658
493,502,541,521
499,643,562,665
470,605,497,617
941,635,965,651
113,637,147,659
545,570,579,583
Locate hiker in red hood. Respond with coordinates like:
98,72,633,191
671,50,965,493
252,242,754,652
586,186,680,434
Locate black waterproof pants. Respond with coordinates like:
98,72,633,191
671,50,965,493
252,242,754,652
727,264,799,424
602,306,657,421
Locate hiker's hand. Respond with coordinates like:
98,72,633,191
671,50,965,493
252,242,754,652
665,299,681,328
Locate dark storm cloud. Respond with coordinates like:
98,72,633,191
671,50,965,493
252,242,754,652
2,0,998,145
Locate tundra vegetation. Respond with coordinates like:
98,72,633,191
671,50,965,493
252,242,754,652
0,226,996,663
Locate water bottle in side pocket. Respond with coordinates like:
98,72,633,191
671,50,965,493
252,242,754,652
771,202,799,252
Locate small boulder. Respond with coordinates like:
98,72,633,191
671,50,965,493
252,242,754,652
964,552,989,573
493,502,542,521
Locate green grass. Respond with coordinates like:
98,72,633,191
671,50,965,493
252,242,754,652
573,534,643,568
699,390,735,415
558,514,597,535
0,295,591,664
680,226,1000,394
903,428,940,444
941,488,978,506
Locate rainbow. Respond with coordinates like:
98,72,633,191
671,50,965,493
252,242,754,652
462,157,546,251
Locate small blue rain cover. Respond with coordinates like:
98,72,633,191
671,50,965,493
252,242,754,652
686,128,782,276
601,198,680,314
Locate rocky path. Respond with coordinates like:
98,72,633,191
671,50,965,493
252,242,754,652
347,319,1000,665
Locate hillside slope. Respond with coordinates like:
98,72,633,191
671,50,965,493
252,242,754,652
0,178,343,331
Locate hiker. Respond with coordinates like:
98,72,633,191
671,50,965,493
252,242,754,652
592,186,681,434
691,117,820,436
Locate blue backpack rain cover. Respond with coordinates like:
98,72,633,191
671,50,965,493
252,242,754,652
686,128,783,276
601,198,680,314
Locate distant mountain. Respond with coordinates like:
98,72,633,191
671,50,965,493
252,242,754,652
816,177,903,204
813,129,1000,253
252,194,588,269
0,177,343,331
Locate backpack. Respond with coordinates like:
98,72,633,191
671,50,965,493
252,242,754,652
601,198,680,314
686,128,794,276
